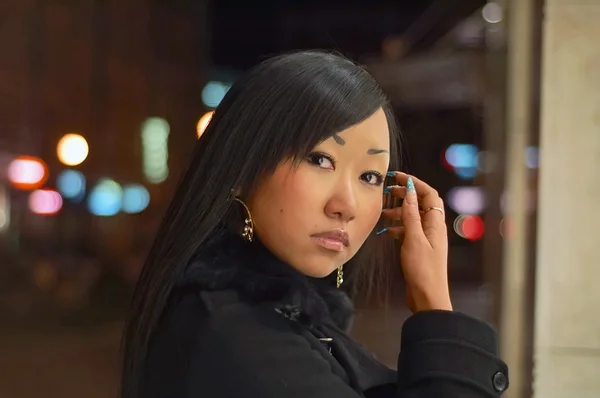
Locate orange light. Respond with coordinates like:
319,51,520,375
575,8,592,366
7,155,49,191
197,111,214,138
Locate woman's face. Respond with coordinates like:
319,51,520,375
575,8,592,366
246,108,390,278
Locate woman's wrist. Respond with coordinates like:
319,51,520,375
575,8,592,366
411,290,453,312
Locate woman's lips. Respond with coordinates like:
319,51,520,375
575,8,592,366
310,229,349,252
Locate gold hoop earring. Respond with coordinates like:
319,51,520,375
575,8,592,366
336,265,344,288
233,198,254,242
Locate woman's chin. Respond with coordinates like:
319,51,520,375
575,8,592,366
291,261,343,279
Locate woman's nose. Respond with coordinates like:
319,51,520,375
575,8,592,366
323,181,357,222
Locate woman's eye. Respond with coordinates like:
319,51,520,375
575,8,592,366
361,172,384,186
307,153,335,170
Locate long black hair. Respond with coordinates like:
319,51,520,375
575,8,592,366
120,50,403,397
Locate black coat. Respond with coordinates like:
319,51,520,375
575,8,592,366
143,235,509,397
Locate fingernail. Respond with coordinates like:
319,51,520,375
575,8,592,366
375,227,389,235
405,177,416,205
407,177,415,193
386,171,397,177
383,185,401,194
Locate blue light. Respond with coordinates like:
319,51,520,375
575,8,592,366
87,179,122,216
121,184,150,214
455,167,478,180
57,170,86,202
201,81,229,108
445,144,479,169
525,146,539,169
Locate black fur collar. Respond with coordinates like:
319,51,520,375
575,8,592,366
179,233,355,331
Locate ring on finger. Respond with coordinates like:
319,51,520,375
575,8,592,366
421,206,444,216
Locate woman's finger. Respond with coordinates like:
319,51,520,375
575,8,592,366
390,172,446,234
381,206,402,221
377,225,405,240
390,172,439,207
400,177,426,240
383,185,407,199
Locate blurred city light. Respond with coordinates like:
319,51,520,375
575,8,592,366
455,168,478,179
57,170,86,202
453,215,485,241
482,2,503,24
202,81,230,108
0,187,9,231
444,144,479,179
141,117,170,184
7,155,49,190
29,189,63,215
445,144,478,168
476,150,496,173
88,178,123,216
499,218,512,239
0,210,7,231
57,133,89,166
197,111,214,138
525,146,539,169
446,186,486,215
121,184,150,214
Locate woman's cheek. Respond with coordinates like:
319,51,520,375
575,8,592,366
362,197,384,233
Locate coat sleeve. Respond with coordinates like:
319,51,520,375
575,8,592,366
184,304,508,398
396,310,509,397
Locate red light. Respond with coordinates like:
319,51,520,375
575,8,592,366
462,215,485,241
440,150,453,171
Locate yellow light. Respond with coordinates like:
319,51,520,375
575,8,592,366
197,111,214,138
57,133,89,166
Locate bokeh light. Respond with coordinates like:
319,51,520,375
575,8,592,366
57,170,86,202
0,187,9,231
88,178,123,216
0,210,7,231
444,144,479,179
446,186,486,215
453,215,485,241
482,2,503,24
7,155,49,190
197,111,214,138
57,133,89,166
499,218,513,239
121,184,150,214
141,117,170,184
525,146,539,169
29,189,63,215
201,81,230,108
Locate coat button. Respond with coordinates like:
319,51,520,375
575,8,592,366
492,371,508,392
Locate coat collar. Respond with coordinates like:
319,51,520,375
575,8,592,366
179,232,355,331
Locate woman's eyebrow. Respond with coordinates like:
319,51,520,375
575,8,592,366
367,148,388,155
332,133,345,146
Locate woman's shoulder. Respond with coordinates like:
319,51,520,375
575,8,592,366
158,288,293,340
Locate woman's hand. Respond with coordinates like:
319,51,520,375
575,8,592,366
380,172,452,313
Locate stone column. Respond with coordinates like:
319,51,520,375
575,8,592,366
534,1,600,397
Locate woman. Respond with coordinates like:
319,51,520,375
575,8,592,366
121,51,509,397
